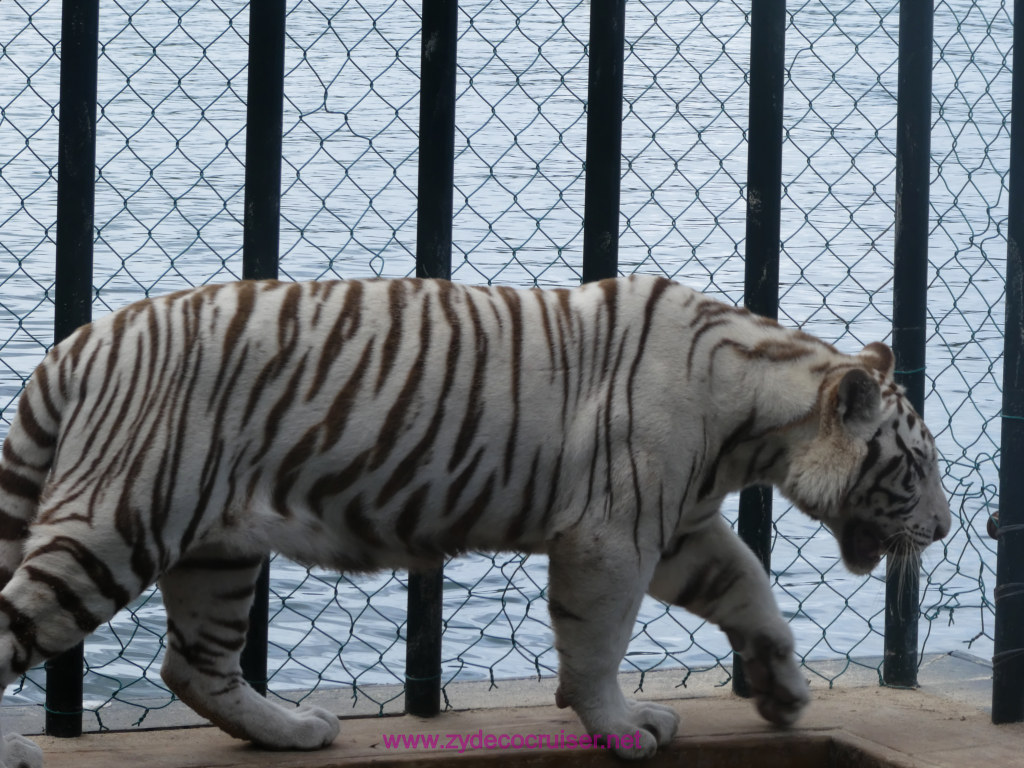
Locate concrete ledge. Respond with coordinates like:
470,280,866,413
24,654,1024,768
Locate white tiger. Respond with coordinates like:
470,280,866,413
0,275,949,764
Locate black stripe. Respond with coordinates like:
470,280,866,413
698,411,759,500
320,337,376,451
251,351,310,468
497,287,523,484
16,394,55,450
197,628,247,654
181,438,225,551
308,449,372,517
33,363,61,424
308,280,364,401
240,285,303,426
449,297,487,472
538,445,563,532
23,565,101,632
583,407,603,517
506,449,541,543
0,594,35,672
534,289,558,382
215,583,258,602
449,474,495,551
213,281,257,402
156,325,211,565
673,554,747,615
0,467,40,504
444,447,485,518
552,292,572,417
548,598,584,622
370,300,432,471
376,280,409,394
686,318,729,378
377,283,461,507
0,509,29,541
23,537,132,610
396,483,431,547
344,494,383,548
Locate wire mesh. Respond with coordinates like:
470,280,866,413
0,0,1011,728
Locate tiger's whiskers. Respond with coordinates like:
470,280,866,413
885,532,922,622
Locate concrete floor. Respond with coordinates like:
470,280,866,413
21,652,1024,768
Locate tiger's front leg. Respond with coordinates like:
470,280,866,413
649,515,810,726
547,532,680,760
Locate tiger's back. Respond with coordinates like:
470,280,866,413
0,275,949,766
11,278,657,575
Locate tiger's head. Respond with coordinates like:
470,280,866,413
782,342,951,575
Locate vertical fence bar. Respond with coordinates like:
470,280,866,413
242,0,286,284
581,0,626,283
239,0,286,697
404,0,458,718
993,0,1024,725
415,0,457,283
885,0,932,689
733,0,786,699
45,0,101,738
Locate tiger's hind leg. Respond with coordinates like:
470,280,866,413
158,551,339,750
0,525,155,768
648,516,810,726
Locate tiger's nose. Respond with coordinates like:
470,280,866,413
933,520,949,541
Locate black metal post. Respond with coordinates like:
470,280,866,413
885,0,932,689
405,565,444,717
581,0,626,283
404,0,457,718
45,0,100,738
239,559,271,697
414,0,457,283
242,0,286,284
993,0,1024,726
239,0,286,697
733,0,786,700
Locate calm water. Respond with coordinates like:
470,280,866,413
0,0,1012,712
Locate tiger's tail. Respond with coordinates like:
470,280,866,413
0,361,62,588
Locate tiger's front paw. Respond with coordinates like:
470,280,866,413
250,704,340,750
583,700,679,760
1,733,43,768
742,632,810,727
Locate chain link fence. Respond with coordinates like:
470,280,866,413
0,0,1012,728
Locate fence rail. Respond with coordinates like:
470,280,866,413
0,0,1020,734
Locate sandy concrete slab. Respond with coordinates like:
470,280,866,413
27,682,1024,768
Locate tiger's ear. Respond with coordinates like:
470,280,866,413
860,341,894,378
836,367,881,439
